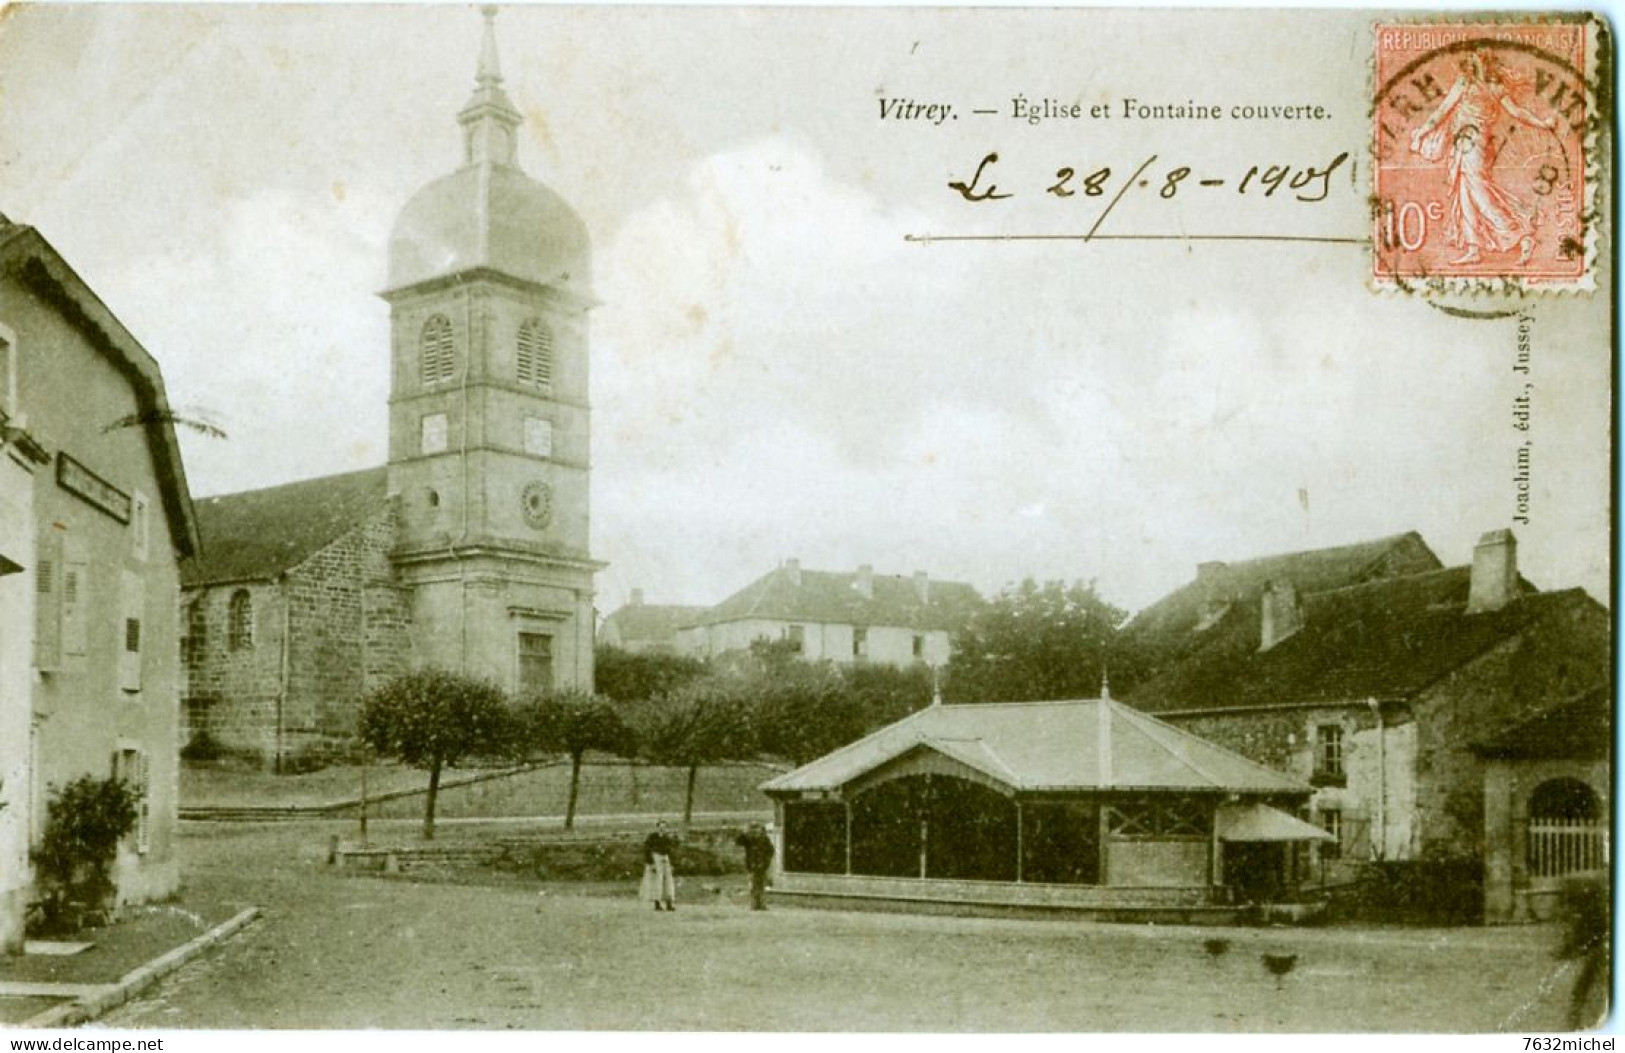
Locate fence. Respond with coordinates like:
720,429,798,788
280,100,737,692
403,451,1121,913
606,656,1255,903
1526,817,1607,879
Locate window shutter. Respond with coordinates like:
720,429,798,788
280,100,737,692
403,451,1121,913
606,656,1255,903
120,570,144,692
63,538,89,657
421,315,454,385
518,319,554,387
34,529,62,671
136,751,151,854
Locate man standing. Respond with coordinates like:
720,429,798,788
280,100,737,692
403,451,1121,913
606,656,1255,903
736,823,776,911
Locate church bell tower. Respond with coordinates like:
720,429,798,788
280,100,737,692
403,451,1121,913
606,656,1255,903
381,7,599,696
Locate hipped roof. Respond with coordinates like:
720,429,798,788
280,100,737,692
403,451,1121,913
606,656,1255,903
762,699,1308,796
691,565,982,631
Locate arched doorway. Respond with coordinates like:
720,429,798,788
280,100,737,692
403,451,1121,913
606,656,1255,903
1526,777,1605,879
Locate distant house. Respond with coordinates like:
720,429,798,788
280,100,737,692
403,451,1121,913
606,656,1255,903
761,698,1329,919
1121,529,1610,902
0,216,199,952
677,560,982,668
599,589,705,654
1473,686,1610,923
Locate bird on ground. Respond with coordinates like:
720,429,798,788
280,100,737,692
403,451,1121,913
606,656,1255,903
1203,938,1232,963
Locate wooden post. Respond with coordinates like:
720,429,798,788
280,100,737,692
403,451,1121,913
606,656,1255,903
844,798,853,876
1097,798,1111,886
1015,799,1024,883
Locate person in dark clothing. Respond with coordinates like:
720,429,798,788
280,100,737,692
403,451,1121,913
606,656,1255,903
641,820,679,911
735,822,775,911
1559,873,1609,1028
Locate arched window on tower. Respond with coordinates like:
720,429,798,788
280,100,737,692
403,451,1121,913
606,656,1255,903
420,315,455,386
516,318,554,388
228,589,255,651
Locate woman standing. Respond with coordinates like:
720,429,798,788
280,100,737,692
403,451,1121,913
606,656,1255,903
641,820,679,911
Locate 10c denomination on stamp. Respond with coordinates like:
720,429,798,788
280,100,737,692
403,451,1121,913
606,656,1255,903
1372,21,1596,291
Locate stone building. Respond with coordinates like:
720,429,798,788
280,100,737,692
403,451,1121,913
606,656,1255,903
676,560,982,668
182,11,600,770
599,590,705,654
1120,529,1610,903
0,216,198,951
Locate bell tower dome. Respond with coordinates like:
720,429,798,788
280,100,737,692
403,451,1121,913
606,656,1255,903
381,6,600,697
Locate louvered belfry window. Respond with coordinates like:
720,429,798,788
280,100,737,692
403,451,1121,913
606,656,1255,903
516,318,553,388
420,315,455,385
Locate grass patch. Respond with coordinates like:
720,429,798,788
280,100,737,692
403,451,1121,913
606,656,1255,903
0,899,242,986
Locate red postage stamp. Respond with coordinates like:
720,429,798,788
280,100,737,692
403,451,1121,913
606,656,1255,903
1371,21,1595,290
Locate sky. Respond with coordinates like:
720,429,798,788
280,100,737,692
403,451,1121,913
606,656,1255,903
0,5,1611,615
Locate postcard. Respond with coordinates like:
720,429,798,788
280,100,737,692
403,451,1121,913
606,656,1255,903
0,4,1611,1035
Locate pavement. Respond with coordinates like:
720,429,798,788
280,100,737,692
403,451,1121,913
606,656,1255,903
57,817,1588,1032
2,908,260,1027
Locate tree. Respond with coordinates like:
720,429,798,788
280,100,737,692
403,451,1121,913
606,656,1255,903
624,679,751,824
516,689,632,829
840,660,936,729
359,668,513,840
749,658,870,767
594,645,706,703
943,578,1129,703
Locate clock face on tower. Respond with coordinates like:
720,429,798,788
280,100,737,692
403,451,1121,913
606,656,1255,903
521,480,553,529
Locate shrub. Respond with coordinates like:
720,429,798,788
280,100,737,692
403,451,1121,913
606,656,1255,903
180,727,224,763
29,776,139,935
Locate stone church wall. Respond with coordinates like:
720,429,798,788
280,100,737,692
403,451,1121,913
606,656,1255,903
282,502,408,766
181,581,285,765
183,500,412,770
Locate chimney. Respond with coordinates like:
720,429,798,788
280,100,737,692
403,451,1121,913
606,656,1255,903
783,558,802,587
913,570,930,604
1467,529,1518,613
855,564,874,600
629,588,645,607
1195,560,1232,629
1258,579,1302,651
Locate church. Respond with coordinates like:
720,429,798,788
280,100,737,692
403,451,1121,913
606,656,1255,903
180,10,601,771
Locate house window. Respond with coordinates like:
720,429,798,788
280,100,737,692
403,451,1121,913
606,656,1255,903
852,627,868,659
1318,808,1343,860
1315,725,1344,780
517,318,554,388
517,632,553,695
524,416,554,458
912,634,925,658
421,412,448,455
114,749,150,854
785,624,805,654
228,590,254,651
420,314,455,386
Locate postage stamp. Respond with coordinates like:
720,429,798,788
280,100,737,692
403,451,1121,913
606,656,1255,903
1371,20,1596,291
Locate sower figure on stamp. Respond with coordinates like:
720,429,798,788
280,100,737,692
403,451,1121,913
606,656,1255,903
735,822,776,911
1409,50,1560,266
642,819,679,912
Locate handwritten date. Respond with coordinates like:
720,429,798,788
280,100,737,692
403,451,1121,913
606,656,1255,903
949,150,1350,205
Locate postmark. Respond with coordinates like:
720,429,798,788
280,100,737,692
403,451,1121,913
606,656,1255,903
1371,20,1597,292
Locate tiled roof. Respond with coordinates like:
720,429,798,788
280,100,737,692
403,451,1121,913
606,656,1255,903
181,467,389,587
1126,532,1441,640
1472,686,1613,761
761,699,1307,795
693,566,982,631
1125,567,1594,713
601,603,707,648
